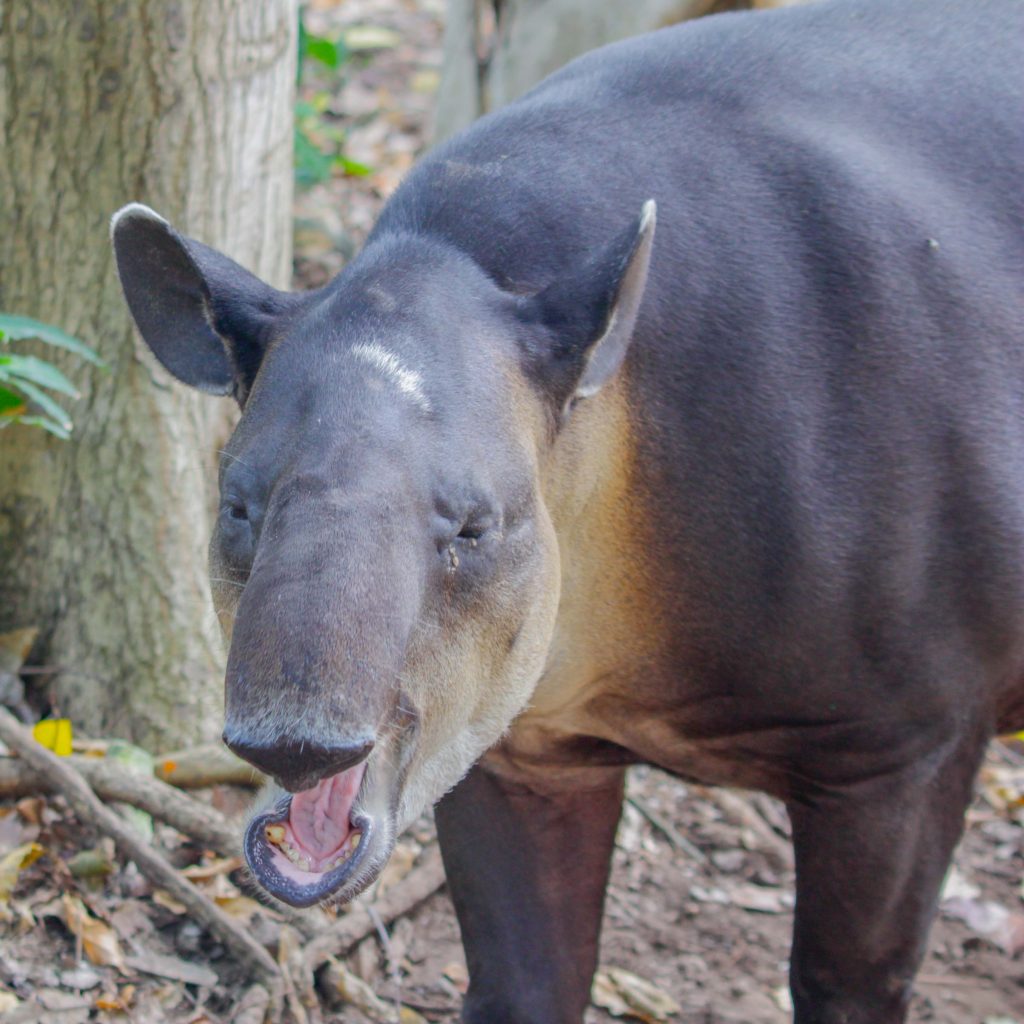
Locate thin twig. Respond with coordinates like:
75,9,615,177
0,708,280,988
626,792,708,864
303,844,446,972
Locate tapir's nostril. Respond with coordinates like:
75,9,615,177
223,730,375,793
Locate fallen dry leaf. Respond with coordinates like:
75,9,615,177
979,764,1024,813
94,986,134,1012
343,24,401,51
124,951,217,988
0,989,21,1013
0,626,38,672
442,960,469,993
592,967,680,1022
941,865,980,902
0,841,43,910
375,839,421,896
214,893,269,925
729,882,792,914
14,796,45,826
943,896,1024,956
772,985,793,1012
0,807,36,849
60,965,102,991
62,893,126,972
323,958,398,1023
152,889,187,914
181,856,243,882
32,986,93,1024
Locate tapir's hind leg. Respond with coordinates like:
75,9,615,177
436,759,625,1024
785,729,988,1024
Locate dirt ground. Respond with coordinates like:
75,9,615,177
2,2,1023,1022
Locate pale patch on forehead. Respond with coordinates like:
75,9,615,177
350,342,430,412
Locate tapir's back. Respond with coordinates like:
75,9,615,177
383,0,1023,302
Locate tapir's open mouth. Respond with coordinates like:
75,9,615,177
244,762,382,907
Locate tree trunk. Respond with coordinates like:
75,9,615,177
434,0,817,142
0,1,296,748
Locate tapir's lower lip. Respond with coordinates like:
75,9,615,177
244,795,380,907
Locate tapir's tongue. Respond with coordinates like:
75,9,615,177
287,763,365,864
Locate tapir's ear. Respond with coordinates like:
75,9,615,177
520,199,656,416
110,203,290,400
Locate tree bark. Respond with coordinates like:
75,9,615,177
0,1,296,747
434,0,817,143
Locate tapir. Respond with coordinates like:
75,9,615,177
111,0,1024,1020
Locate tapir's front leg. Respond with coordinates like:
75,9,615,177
436,758,625,1024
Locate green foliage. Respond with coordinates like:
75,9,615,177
294,7,375,188
0,314,102,439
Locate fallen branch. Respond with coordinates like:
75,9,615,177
710,788,794,868
1,752,326,940
0,708,280,988
0,755,237,856
626,792,708,865
303,843,446,971
155,743,263,788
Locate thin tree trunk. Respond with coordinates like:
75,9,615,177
434,0,817,143
0,1,296,747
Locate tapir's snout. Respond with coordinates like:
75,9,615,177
222,729,375,793
215,486,424,906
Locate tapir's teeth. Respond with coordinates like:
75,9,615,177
264,822,363,874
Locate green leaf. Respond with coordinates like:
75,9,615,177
337,155,372,177
13,379,73,431
0,354,79,397
295,126,336,188
16,415,71,440
0,314,102,365
305,35,343,70
0,386,26,417
106,742,155,839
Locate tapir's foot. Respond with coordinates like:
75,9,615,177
243,758,397,907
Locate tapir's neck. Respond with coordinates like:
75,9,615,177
531,375,660,721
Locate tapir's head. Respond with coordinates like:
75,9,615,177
111,201,654,907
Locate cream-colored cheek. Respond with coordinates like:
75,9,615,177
398,522,561,825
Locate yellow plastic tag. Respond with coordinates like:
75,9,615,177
32,718,73,757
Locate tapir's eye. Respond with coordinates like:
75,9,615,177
454,511,498,545
456,521,486,542
224,500,249,523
